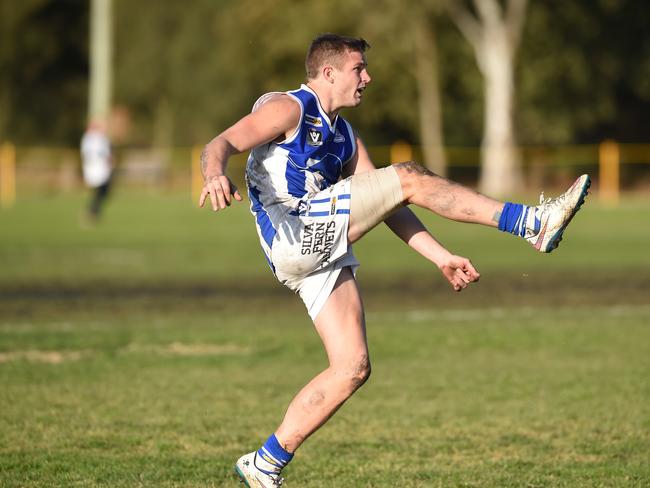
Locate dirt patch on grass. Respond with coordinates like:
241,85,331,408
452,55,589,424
121,342,250,356
0,349,90,364
1,270,648,320
0,342,250,364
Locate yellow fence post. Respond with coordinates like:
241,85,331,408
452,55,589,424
0,142,16,208
191,145,203,205
599,139,620,205
390,140,412,164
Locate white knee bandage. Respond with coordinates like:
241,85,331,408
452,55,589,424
350,165,404,236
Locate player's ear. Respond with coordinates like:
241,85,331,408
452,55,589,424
323,65,335,84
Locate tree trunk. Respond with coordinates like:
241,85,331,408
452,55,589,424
447,0,528,197
415,18,447,176
479,29,523,196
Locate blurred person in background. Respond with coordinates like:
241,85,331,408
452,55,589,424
80,119,113,224
199,34,590,487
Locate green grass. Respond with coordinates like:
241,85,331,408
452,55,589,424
1,189,649,487
2,189,650,285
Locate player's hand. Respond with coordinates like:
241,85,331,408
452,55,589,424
199,174,243,211
438,255,480,292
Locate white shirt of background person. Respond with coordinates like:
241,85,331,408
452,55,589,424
81,124,112,188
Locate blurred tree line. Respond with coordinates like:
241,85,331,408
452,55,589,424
1,0,649,151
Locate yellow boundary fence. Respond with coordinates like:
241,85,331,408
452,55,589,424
1,140,649,208
0,142,16,208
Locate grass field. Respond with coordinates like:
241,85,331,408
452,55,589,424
1,189,649,487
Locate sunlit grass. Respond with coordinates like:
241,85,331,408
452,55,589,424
1,191,649,486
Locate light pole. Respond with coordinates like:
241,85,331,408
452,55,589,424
88,0,113,124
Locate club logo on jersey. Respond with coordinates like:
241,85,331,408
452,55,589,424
333,129,345,143
307,129,323,147
305,114,323,127
295,200,309,216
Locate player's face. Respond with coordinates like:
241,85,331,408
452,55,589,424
333,50,372,108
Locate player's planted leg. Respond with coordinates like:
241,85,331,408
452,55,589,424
234,268,370,486
273,267,370,450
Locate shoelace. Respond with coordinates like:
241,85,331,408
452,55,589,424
538,189,570,210
271,474,284,486
256,472,284,487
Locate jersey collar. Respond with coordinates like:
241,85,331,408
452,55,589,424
301,84,337,131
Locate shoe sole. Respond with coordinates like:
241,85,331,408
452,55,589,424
234,465,252,487
544,175,591,252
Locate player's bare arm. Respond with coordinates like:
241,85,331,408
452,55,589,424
347,134,479,291
384,209,480,291
199,95,300,211
340,131,374,179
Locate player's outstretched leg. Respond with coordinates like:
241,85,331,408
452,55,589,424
394,161,503,226
393,162,590,253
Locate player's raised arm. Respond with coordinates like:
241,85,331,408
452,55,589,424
384,207,480,291
341,132,377,178
199,95,300,211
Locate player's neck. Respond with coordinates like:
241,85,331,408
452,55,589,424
306,81,339,123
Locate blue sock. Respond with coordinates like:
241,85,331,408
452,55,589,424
255,434,293,475
498,202,532,237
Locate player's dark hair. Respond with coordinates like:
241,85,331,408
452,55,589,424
305,34,370,80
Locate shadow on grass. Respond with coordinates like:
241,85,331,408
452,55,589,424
2,269,648,320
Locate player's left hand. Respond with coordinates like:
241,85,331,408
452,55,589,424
438,255,480,292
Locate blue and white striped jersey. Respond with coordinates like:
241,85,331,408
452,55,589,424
245,84,357,267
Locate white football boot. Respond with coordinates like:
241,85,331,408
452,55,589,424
524,174,591,253
235,452,285,487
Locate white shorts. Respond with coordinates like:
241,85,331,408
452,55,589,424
272,178,359,320
270,166,403,321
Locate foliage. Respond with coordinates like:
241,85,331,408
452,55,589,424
0,0,87,144
1,0,649,147
517,0,650,144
